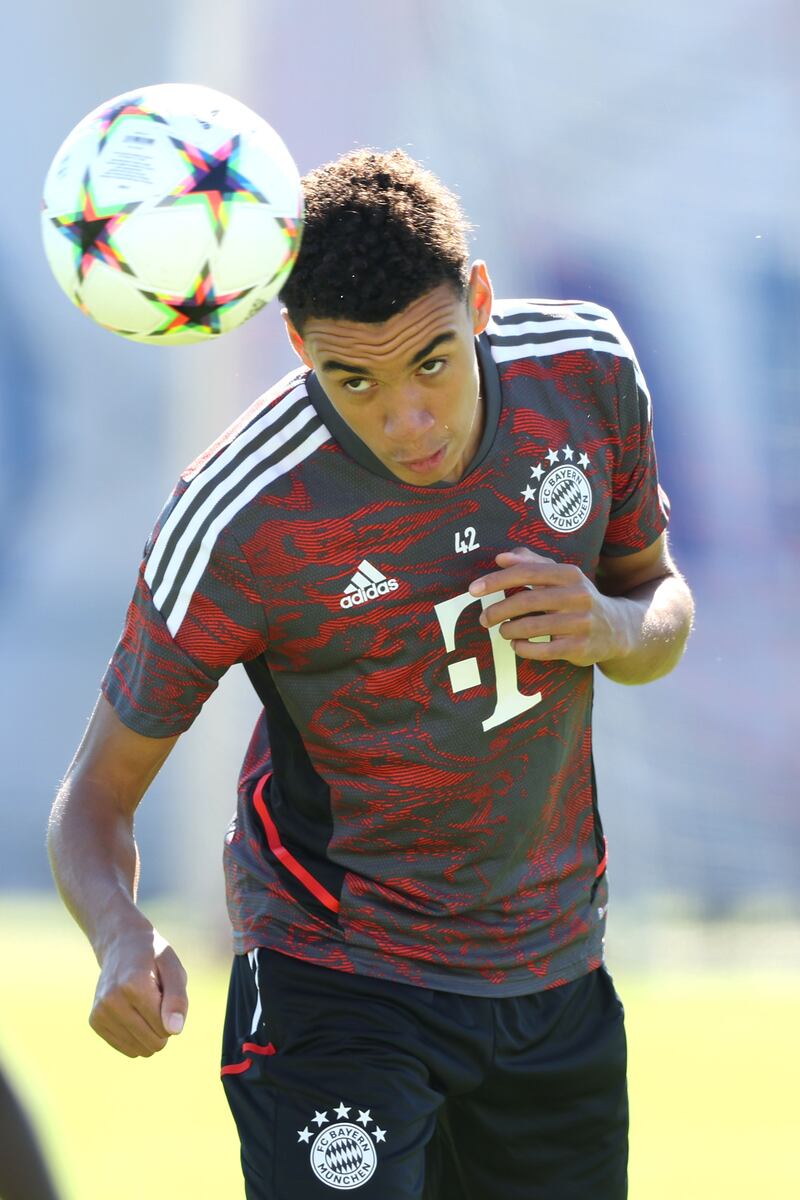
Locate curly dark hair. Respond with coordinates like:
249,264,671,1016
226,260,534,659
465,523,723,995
279,148,472,329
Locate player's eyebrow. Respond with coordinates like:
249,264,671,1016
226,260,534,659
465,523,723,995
321,331,457,376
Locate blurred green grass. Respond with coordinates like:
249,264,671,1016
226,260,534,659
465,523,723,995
1,895,797,1198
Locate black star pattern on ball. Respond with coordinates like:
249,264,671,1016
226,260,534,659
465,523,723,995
140,262,255,338
158,293,222,329
161,134,269,243
190,151,242,198
76,216,112,257
50,170,138,284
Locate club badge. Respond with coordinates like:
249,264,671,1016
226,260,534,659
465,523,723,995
521,444,593,533
297,1102,387,1190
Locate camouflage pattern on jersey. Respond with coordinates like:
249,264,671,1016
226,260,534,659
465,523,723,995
103,301,668,996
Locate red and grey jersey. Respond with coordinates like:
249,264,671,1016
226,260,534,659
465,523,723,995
102,299,668,996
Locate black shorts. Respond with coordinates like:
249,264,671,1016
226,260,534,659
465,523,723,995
221,950,628,1199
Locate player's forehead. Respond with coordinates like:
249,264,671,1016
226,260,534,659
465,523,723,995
302,283,469,371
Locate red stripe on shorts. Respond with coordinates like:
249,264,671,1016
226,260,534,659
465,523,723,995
221,1058,252,1076
243,1042,276,1056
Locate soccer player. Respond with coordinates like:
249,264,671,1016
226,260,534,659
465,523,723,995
48,149,693,1199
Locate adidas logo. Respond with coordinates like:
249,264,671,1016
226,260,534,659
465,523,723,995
339,560,399,609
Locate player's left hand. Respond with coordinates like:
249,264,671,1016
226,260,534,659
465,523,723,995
469,548,629,667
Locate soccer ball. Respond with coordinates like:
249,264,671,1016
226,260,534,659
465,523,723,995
41,83,303,344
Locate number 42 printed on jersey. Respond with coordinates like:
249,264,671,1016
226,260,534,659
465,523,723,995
455,527,480,554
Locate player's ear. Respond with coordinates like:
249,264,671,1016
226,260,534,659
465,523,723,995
281,309,313,367
468,261,493,335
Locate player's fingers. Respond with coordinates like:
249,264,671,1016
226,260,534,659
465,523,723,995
118,966,174,1041
470,558,582,599
510,635,568,662
501,600,594,638
154,943,189,1037
495,548,553,568
511,626,603,665
96,960,172,1043
89,1005,168,1058
89,1019,143,1059
469,567,544,597
498,611,580,642
478,585,576,628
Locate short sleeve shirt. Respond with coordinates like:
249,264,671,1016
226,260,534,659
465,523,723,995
103,300,668,996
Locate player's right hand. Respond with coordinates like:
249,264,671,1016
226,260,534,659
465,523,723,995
89,928,189,1058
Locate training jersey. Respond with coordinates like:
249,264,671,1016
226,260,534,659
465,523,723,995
102,299,669,997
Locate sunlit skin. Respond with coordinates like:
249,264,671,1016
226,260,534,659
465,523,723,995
468,537,692,679
283,260,494,486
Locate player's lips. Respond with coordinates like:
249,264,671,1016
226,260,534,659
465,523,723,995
394,445,448,473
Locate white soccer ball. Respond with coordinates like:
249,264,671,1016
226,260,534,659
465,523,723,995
41,83,303,344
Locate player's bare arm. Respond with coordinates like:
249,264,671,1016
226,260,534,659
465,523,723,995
48,696,187,1058
469,533,693,683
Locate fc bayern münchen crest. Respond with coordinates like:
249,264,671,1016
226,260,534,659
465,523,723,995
297,1102,387,1190
521,444,593,533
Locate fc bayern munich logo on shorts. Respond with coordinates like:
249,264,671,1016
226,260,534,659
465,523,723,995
298,1103,387,1190
521,445,593,533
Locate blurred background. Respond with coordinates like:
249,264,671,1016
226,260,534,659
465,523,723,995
0,1,797,1197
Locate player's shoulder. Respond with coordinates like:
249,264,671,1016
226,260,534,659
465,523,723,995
180,365,316,485
490,296,618,322
486,298,650,418
144,365,330,558
487,297,629,354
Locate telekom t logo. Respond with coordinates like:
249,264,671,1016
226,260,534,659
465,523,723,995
433,589,543,732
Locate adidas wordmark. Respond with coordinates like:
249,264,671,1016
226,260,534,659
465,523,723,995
340,560,399,609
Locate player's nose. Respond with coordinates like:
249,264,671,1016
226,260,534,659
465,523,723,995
383,392,436,442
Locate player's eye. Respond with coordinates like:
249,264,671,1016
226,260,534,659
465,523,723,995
342,377,373,394
418,358,445,376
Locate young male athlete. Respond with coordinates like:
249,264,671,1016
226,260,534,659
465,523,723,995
49,149,694,1199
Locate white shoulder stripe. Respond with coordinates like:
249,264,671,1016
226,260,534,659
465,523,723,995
487,311,620,341
488,316,651,413
162,421,330,636
147,401,322,615
490,333,628,360
145,384,310,592
491,299,613,320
